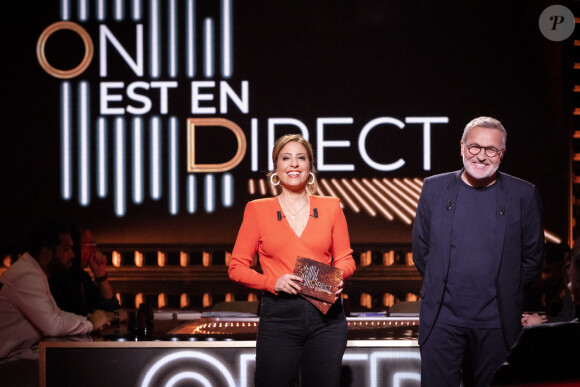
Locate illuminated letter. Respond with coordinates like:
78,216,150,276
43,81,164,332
187,118,247,172
99,25,144,77
359,117,405,171
151,81,178,114
191,81,216,114
100,82,125,115
317,118,355,172
220,81,249,113
405,116,449,171
37,21,93,79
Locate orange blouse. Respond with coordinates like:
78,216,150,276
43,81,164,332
228,195,356,294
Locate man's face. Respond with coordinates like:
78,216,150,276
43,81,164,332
54,233,75,269
461,126,504,186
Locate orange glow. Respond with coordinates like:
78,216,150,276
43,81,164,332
135,293,144,309
112,251,122,267
157,251,166,267
180,251,189,267
383,250,395,266
180,293,190,308
158,293,167,309
203,293,212,308
383,293,395,307
360,293,372,309
134,251,144,267
202,251,212,267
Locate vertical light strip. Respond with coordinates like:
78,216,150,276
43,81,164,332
186,0,196,78
222,173,233,207
150,117,162,200
114,117,126,217
187,175,197,213
204,18,214,78
248,179,256,195
150,0,161,78
97,0,106,21
258,179,267,196
78,0,88,21
221,0,233,78
132,0,142,21
205,174,215,213
97,118,108,198
61,82,72,200
78,81,90,206
61,0,70,20
168,0,178,78
114,0,124,21
251,118,258,171
169,117,179,214
132,117,144,204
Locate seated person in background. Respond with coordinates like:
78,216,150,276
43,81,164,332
522,254,575,326
0,220,112,386
492,250,580,385
49,226,119,316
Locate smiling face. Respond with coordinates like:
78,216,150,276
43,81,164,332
275,141,311,193
461,126,504,187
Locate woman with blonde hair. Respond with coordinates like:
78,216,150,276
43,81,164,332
228,134,355,387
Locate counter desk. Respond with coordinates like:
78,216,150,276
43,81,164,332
40,314,420,387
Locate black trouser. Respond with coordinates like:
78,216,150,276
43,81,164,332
420,322,507,387
255,293,347,387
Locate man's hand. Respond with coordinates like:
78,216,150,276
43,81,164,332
88,309,114,331
89,251,108,278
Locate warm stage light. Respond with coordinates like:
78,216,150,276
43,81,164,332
135,251,144,267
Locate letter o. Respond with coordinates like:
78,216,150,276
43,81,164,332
37,21,94,79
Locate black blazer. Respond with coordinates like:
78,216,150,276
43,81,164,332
412,170,544,347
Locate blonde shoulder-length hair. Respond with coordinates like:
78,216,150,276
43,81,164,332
266,134,319,196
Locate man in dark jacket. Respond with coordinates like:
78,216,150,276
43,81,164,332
412,116,544,386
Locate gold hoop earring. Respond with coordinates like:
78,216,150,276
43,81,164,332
270,172,280,186
308,172,315,185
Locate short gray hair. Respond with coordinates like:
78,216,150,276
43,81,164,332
462,116,507,150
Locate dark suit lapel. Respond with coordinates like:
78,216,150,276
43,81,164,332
441,170,463,279
493,172,510,272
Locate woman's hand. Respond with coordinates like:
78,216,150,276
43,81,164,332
335,280,344,302
275,274,304,295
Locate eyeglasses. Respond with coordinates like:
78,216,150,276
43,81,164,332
465,143,502,158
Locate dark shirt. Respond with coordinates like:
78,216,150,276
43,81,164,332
49,267,119,316
439,180,500,328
